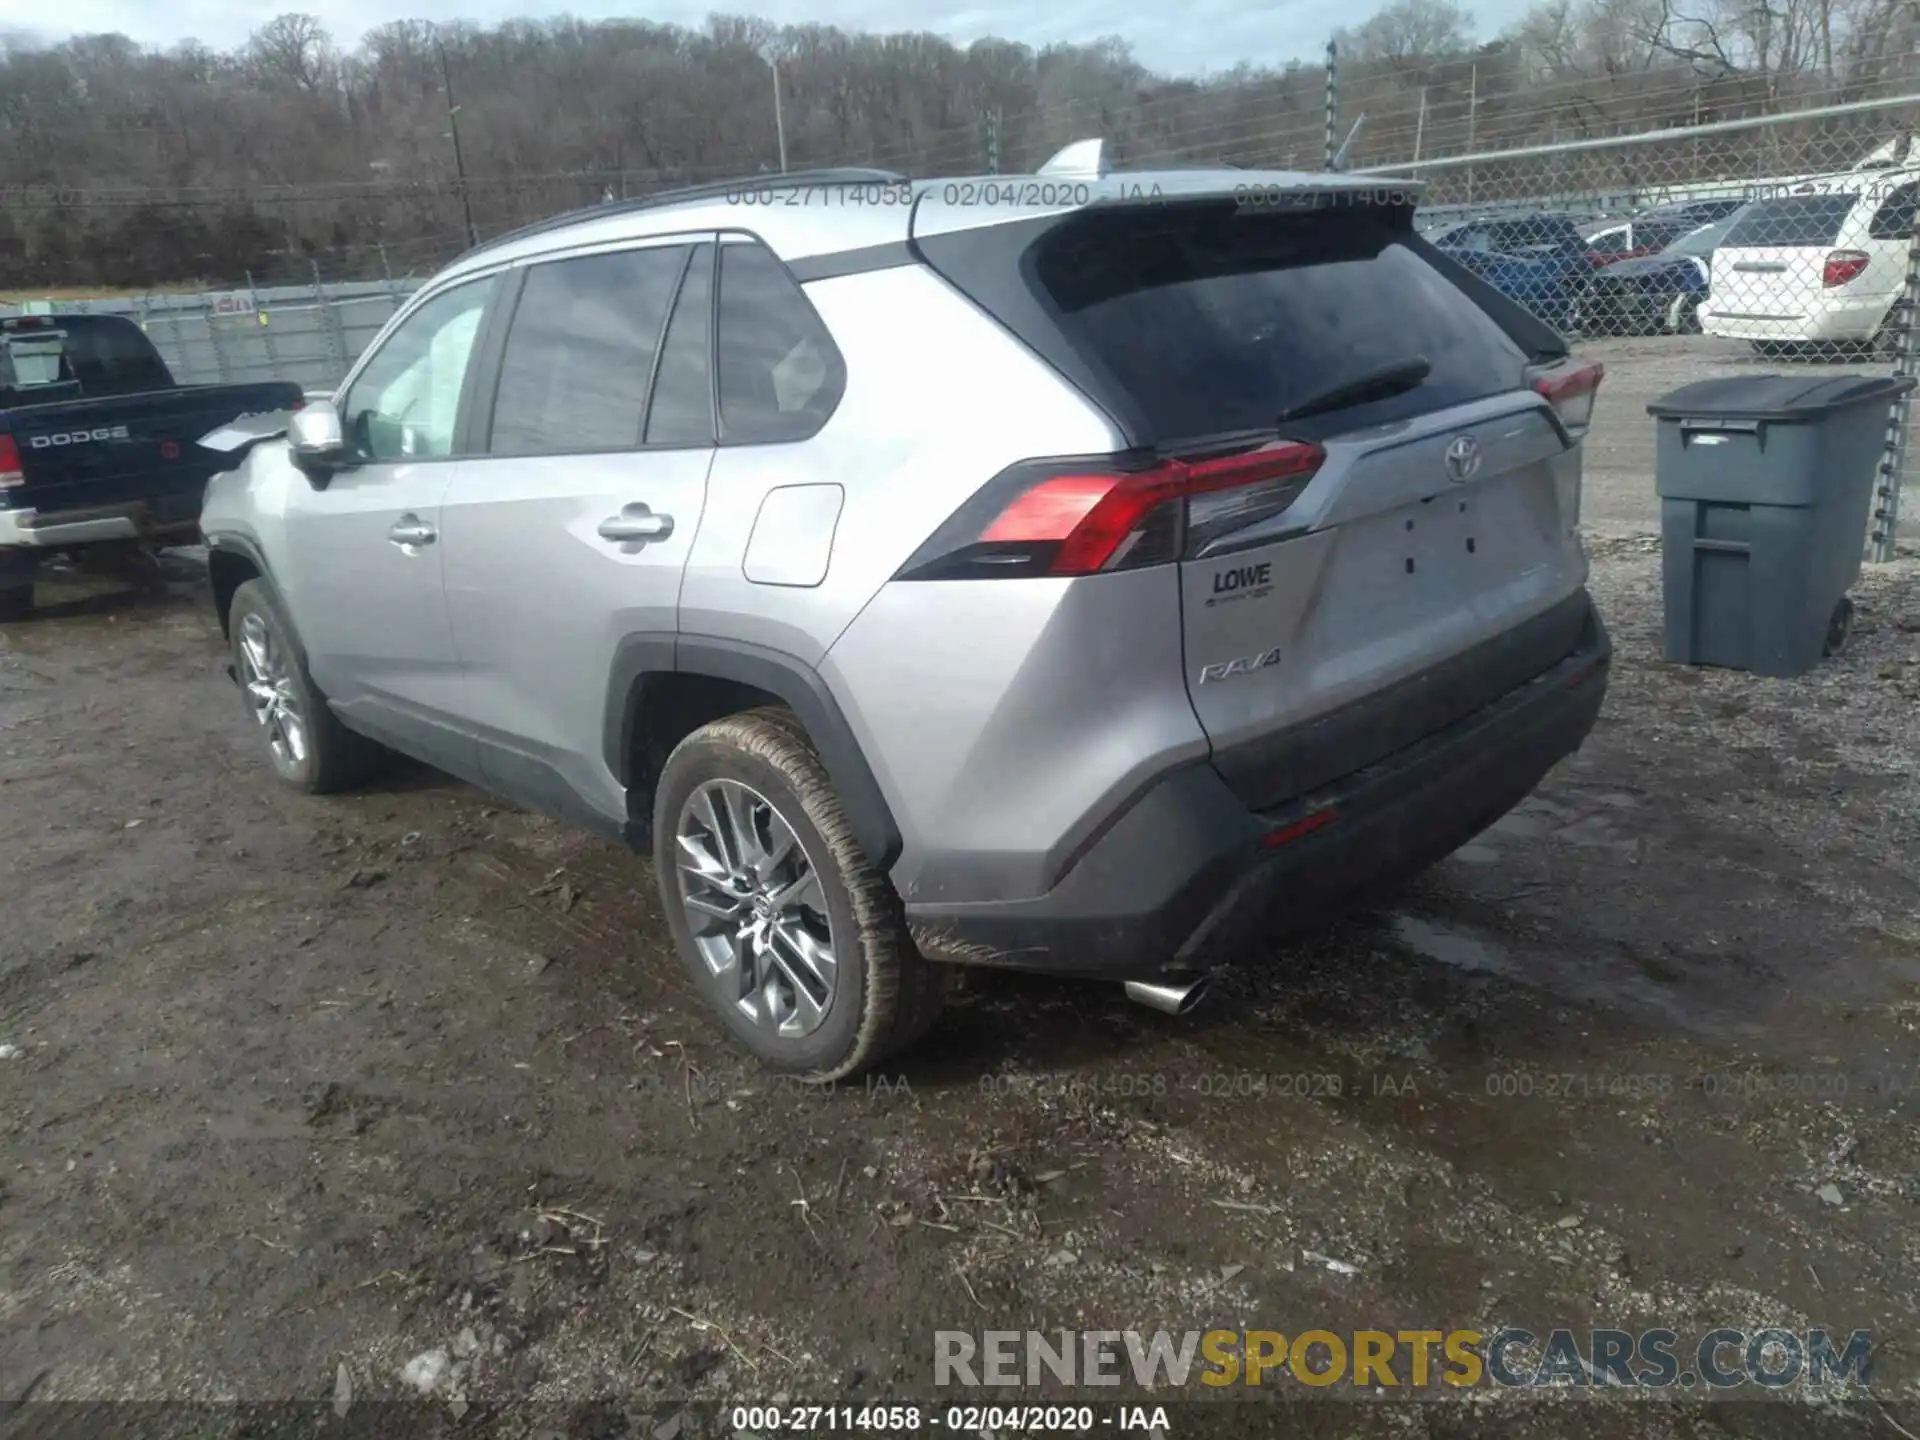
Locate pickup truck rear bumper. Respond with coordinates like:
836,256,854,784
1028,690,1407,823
0,504,196,548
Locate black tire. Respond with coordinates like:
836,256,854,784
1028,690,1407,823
1670,294,1702,335
1825,596,1854,657
0,585,30,623
653,707,945,1079
227,579,382,794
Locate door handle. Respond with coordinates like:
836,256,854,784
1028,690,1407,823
388,515,437,548
597,504,674,545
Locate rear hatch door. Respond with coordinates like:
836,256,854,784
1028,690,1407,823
1708,192,1858,319
922,193,1593,810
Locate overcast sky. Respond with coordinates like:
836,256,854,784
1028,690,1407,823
1,0,1530,79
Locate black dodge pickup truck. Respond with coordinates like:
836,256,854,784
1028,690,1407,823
0,311,304,619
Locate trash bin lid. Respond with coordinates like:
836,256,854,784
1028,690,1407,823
1645,372,1916,421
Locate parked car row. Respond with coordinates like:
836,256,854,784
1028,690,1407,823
1420,178,1920,353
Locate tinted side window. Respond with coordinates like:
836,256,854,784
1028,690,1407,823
716,243,844,444
1870,183,1920,240
488,245,689,455
341,277,496,462
645,243,715,446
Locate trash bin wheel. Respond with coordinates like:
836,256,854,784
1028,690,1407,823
1824,596,1854,657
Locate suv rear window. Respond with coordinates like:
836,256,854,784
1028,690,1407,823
1722,194,1858,247
1868,181,1920,241
1029,204,1531,444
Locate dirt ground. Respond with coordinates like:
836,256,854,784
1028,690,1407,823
6,347,1920,1438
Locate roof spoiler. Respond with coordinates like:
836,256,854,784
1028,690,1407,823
1037,139,1110,178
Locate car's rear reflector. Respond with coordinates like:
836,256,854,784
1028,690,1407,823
0,435,22,489
1531,358,1605,436
901,441,1326,581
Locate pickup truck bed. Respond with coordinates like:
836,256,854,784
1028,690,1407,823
0,313,304,617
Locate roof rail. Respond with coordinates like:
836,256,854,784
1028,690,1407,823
459,167,910,261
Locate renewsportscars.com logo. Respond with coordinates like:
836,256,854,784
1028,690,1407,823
934,1327,1872,1390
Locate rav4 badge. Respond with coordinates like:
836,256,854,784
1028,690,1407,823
1197,647,1283,685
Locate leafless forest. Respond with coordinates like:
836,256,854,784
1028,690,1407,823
2,0,1919,288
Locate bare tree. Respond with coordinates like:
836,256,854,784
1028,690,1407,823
1338,0,1477,68
247,13,333,92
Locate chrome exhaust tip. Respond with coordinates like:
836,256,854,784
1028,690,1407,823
1123,977,1210,1016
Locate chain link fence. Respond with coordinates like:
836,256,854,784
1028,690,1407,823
0,232,464,393
8,84,1920,555
1356,94,1920,559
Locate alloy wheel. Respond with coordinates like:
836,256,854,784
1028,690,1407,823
237,611,308,772
675,778,837,1038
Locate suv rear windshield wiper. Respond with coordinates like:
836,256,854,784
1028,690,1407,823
1276,356,1432,424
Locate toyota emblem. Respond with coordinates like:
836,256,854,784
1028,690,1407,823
1444,434,1481,483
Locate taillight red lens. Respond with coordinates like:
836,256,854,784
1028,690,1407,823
1823,250,1869,288
0,434,22,489
1532,359,1605,434
900,441,1326,581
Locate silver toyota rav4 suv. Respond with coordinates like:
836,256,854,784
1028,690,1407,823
200,152,1610,1079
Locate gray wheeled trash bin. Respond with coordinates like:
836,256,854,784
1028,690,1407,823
1646,373,1915,678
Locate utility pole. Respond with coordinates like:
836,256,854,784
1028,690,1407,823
436,32,479,246
762,45,789,174
1465,62,1479,203
1413,87,1428,163
1324,40,1338,171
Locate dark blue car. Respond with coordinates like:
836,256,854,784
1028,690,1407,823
1426,214,1592,330
1576,207,1750,335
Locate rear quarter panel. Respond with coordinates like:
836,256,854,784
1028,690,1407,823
677,261,1121,666
674,260,1212,903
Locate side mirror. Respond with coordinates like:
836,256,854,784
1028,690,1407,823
287,401,353,486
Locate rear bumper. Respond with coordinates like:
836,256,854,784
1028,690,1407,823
1701,296,1891,342
0,503,197,548
905,595,1610,979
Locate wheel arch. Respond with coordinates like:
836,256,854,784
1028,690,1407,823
205,535,272,639
606,634,903,872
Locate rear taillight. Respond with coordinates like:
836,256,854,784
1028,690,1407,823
1823,249,1869,288
1531,359,1605,436
898,442,1326,581
0,435,21,490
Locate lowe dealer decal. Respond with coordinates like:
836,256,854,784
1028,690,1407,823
1204,558,1274,609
